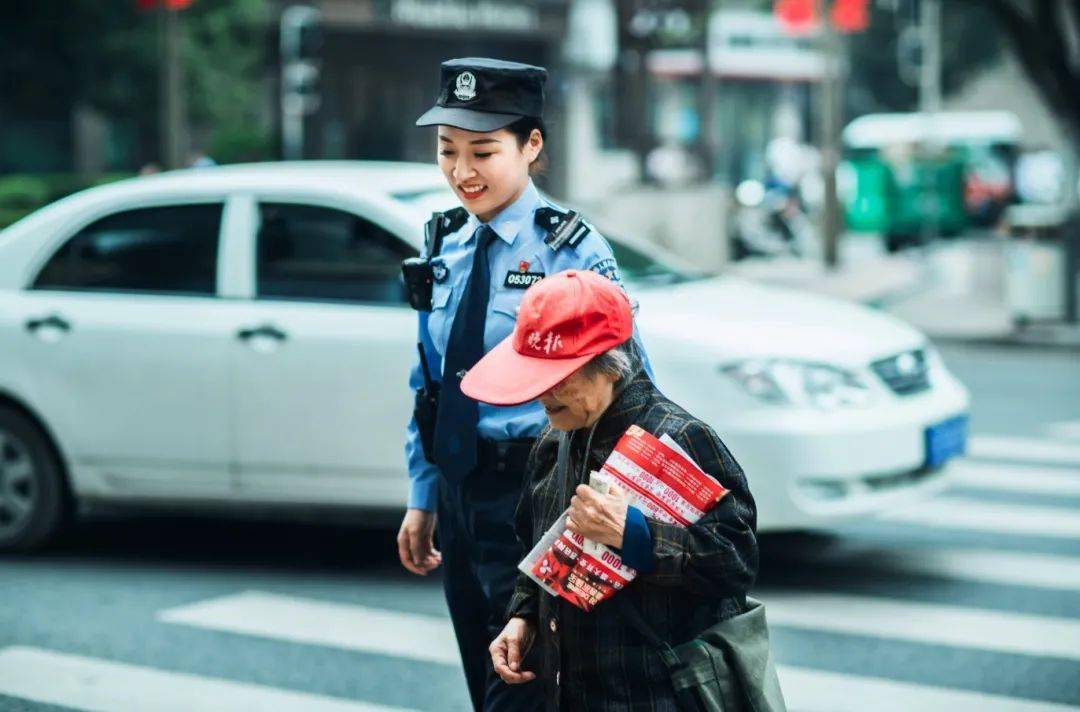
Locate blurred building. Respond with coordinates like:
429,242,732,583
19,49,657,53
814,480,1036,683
293,0,571,174
560,5,824,271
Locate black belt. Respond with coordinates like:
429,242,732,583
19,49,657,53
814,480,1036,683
477,437,535,475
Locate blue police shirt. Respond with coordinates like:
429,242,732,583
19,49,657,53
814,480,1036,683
405,179,649,511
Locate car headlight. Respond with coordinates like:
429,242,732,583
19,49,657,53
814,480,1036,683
720,360,874,409
923,344,945,373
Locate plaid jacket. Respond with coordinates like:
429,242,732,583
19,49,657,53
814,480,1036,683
507,373,759,711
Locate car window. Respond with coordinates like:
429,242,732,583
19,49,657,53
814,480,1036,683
391,186,460,218
33,204,223,295
256,202,415,304
605,239,699,286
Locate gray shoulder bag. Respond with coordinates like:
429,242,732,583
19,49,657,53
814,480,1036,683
613,594,786,712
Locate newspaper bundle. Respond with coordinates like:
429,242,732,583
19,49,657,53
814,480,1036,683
519,424,729,612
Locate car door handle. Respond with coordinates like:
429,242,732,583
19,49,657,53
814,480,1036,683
25,314,71,334
237,324,288,342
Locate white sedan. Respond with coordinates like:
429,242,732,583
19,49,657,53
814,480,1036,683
0,162,969,550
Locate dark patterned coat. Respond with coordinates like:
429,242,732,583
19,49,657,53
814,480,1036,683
507,373,759,711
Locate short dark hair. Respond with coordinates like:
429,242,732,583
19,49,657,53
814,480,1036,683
506,116,548,175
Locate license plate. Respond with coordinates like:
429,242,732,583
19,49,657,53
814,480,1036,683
925,415,968,469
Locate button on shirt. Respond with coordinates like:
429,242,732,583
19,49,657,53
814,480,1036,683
405,180,650,510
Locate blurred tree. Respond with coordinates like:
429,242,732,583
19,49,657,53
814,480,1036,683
843,0,1003,119
182,0,272,160
969,0,1080,158
0,0,270,169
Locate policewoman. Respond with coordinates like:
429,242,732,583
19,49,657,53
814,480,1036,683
398,58,644,711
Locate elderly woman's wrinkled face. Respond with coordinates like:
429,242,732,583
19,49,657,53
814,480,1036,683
539,367,617,431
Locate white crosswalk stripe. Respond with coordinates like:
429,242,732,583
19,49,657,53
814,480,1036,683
881,495,1080,538
969,435,1080,467
760,591,1080,661
159,590,461,666
777,665,1079,712
0,646,417,712
1046,420,1080,442
950,460,1080,497
16,430,1080,712
796,545,1080,592
152,587,1080,710
161,588,1080,665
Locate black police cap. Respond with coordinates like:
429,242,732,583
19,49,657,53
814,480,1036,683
416,58,547,132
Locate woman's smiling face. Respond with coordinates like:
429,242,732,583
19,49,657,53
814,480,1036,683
437,125,541,222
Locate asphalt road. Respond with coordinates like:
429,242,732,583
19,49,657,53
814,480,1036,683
1,342,1078,711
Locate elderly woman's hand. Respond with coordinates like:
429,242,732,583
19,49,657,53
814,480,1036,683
567,484,631,549
490,617,537,684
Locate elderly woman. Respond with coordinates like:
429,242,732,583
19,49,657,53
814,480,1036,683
460,270,759,711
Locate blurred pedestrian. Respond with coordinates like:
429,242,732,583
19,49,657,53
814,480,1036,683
397,58,645,711
188,150,217,168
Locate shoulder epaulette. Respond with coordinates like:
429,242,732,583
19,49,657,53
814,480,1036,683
535,207,591,251
424,207,470,257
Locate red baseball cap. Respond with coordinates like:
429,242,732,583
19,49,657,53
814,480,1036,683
461,270,633,406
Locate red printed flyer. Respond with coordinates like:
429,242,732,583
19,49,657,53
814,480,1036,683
519,426,728,612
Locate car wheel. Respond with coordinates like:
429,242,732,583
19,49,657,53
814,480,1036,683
0,406,69,552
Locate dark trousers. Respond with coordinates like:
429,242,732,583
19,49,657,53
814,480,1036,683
437,462,545,712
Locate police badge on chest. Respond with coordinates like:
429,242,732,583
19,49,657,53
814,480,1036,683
430,258,449,283
504,259,545,289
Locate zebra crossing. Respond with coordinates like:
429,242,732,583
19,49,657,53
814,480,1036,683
1,434,1078,711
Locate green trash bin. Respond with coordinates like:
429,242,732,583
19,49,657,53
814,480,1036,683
891,153,968,240
842,156,895,233
843,111,1017,251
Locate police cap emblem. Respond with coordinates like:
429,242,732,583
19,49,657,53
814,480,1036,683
454,72,477,101
416,59,548,132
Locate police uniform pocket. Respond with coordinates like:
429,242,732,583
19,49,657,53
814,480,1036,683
484,289,522,350
428,282,455,348
432,282,453,310
490,289,521,319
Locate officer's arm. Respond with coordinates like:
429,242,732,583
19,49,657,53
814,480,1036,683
404,312,441,511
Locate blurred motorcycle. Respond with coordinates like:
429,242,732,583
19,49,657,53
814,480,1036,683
731,178,819,260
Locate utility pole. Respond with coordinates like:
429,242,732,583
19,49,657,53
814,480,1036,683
818,0,843,269
615,0,653,183
697,0,717,180
159,4,187,169
918,0,942,246
918,0,941,114
280,6,322,161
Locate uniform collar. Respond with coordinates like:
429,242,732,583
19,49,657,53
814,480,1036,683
462,180,540,246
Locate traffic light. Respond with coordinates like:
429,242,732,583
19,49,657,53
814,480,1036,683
831,0,869,33
280,6,322,117
774,0,817,33
774,0,868,34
